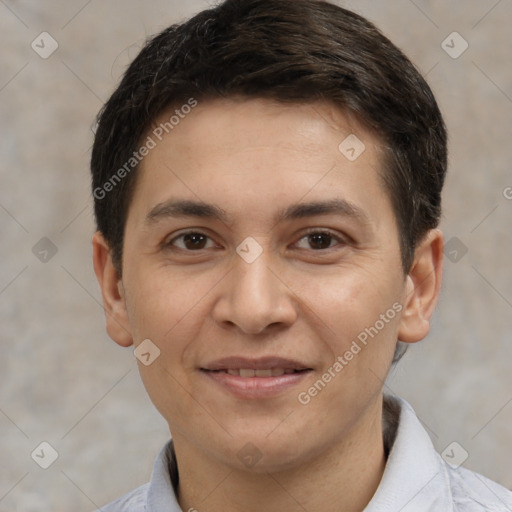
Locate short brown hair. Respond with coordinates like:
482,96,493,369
91,0,447,278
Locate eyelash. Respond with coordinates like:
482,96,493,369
165,228,346,252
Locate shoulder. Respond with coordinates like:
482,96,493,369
376,395,512,512
445,462,512,511
94,483,149,512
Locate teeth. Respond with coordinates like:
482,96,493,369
255,369,272,377
220,368,299,377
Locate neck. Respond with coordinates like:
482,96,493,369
174,396,386,512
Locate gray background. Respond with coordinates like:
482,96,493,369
0,0,511,510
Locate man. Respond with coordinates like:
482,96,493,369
91,0,512,510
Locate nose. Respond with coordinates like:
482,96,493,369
211,248,297,335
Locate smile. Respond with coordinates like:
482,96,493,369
200,358,312,398
206,368,307,377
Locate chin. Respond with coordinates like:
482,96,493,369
217,433,318,475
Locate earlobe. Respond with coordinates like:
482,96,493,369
92,232,134,347
398,229,444,344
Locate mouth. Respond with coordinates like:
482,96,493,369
203,368,309,377
200,357,313,399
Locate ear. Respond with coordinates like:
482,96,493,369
92,231,133,347
398,229,443,343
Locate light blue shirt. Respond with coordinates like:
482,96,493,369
97,395,512,511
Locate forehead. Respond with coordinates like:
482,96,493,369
147,97,375,156
128,98,393,228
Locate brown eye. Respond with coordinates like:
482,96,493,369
169,232,215,251
295,231,342,250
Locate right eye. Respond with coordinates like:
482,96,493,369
166,231,217,251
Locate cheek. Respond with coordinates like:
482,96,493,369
289,266,404,400
290,263,401,339
124,263,212,339
124,268,212,419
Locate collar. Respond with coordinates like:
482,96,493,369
146,395,455,512
364,395,454,511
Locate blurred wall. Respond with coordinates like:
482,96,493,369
0,0,511,510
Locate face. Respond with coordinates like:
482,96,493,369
94,97,441,473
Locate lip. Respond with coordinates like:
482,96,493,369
200,356,313,399
201,356,311,371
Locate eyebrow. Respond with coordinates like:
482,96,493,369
145,198,370,226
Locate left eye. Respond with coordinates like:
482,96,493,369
295,231,342,250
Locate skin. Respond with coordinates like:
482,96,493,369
93,98,443,512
